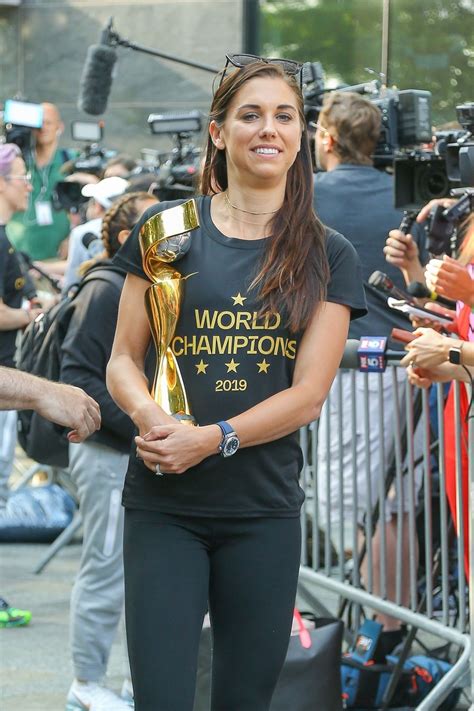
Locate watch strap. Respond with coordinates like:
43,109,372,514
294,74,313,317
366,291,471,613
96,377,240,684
216,420,234,437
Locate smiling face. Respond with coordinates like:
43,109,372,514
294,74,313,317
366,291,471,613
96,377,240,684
210,76,303,189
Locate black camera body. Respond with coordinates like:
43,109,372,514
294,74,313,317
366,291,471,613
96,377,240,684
144,110,202,201
69,120,115,176
1,99,43,158
303,65,473,209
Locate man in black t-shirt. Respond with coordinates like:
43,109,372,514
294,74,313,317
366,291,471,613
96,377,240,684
313,91,424,649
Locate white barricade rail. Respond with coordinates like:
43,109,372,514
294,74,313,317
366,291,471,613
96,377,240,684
298,364,472,710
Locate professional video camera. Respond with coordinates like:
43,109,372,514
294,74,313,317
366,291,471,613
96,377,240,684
53,120,116,214
303,65,473,209
394,102,474,211
1,99,43,159
143,110,202,201
69,120,115,175
303,68,433,164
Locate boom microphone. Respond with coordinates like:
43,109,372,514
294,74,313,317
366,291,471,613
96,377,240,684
78,20,117,116
406,281,457,310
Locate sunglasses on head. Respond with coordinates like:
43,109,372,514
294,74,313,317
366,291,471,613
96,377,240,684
219,53,304,88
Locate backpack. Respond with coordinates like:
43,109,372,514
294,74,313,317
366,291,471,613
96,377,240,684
16,266,124,468
341,620,460,709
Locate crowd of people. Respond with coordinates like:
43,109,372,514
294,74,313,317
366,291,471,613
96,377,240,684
0,54,472,711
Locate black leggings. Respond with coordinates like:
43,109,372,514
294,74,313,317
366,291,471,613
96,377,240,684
123,509,301,711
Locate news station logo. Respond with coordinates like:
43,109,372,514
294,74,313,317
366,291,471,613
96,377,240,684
357,337,388,373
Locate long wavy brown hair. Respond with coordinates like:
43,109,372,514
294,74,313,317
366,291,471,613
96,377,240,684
201,62,329,333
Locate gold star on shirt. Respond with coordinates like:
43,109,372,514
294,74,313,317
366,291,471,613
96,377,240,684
231,292,247,306
195,359,209,374
257,359,270,374
225,358,240,373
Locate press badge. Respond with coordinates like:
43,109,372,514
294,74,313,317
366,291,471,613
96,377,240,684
35,200,53,226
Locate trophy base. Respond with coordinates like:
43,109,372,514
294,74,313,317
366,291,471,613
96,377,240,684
173,413,197,426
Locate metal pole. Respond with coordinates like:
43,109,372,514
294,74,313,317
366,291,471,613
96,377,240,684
243,0,261,54
381,0,390,84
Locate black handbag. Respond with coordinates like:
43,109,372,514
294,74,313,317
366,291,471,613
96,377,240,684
194,611,343,711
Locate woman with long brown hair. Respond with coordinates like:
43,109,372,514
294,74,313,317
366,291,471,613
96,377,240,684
107,57,366,710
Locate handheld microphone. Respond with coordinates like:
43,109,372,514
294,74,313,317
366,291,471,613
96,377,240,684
339,338,405,371
367,270,414,303
406,281,456,310
82,232,104,257
78,19,117,116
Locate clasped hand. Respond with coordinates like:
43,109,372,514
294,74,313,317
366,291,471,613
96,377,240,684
135,423,221,475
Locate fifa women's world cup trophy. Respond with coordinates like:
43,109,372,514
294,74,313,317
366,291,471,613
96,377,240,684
139,199,199,426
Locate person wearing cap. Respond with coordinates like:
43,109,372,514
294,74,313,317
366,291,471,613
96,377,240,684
6,103,75,262
62,176,129,294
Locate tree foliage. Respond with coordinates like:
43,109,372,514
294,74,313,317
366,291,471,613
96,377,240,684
261,0,474,126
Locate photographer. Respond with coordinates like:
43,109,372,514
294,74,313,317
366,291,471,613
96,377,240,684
313,91,427,649
6,103,74,262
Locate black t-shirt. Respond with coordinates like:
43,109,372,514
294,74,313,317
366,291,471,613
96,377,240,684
0,225,26,367
114,195,367,517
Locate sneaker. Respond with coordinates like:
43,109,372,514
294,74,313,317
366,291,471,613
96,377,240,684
66,680,132,711
0,597,32,628
120,679,134,707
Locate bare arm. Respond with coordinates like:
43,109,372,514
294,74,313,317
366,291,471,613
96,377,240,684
0,298,41,331
0,367,101,441
137,301,351,473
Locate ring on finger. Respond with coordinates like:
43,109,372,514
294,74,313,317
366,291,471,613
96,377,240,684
155,463,163,477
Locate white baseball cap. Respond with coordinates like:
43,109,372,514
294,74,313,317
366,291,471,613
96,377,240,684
81,176,129,209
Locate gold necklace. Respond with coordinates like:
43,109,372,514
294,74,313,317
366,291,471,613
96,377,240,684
224,191,280,216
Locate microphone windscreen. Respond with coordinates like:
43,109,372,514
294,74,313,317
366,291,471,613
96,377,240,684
78,44,117,116
339,339,360,369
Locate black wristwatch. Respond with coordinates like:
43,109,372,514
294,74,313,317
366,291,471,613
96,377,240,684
448,343,463,365
216,421,240,458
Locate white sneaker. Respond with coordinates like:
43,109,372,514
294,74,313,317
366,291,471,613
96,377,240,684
120,678,134,707
66,680,133,711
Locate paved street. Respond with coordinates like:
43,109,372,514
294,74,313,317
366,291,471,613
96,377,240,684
1,540,127,711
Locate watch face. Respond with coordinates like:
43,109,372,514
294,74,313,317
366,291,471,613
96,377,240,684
223,435,240,457
449,348,461,365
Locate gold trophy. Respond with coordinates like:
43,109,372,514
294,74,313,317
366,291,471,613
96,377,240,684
139,199,200,425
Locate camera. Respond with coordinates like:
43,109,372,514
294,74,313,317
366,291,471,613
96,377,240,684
143,110,202,201
69,119,115,175
1,99,43,157
394,102,474,211
425,188,474,256
302,65,473,209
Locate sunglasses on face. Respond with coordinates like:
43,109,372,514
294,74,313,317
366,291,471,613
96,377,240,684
219,53,304,89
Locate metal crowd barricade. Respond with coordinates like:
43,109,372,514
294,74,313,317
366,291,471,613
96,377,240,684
298,363,472,710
